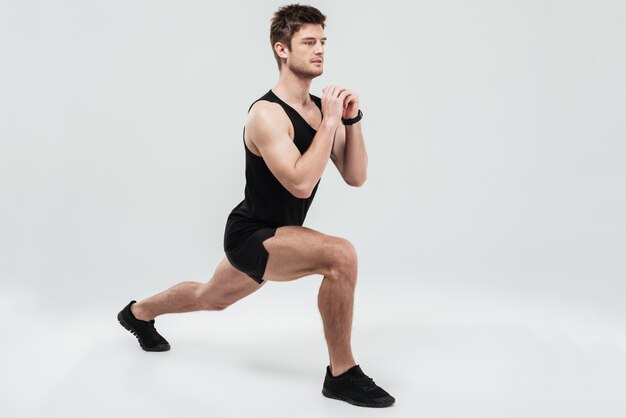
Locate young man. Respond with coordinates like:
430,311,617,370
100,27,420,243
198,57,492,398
117,4,395,408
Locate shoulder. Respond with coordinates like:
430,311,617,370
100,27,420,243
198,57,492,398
248,99,288,121
246,99,291,135
248,99,283,117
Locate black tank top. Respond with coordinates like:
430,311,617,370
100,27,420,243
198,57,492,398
228,89,323,227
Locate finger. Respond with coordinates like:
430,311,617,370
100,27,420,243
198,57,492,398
345,93,358,105
335,86,348,97
338,90,351,101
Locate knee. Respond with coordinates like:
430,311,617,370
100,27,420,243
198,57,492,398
195,286,229,311
202,299,229,311
329,238,358,279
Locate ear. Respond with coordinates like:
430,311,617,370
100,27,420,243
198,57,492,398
274,41,290,60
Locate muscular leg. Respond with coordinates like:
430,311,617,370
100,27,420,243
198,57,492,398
130,257,266,321
261,225,359,377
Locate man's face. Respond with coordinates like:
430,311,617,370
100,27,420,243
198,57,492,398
283,24,326,78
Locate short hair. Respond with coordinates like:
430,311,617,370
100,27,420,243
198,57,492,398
270,4,327,71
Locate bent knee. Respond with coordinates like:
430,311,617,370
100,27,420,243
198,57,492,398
328,238,358,277
199,295,229,311
195,286,230,311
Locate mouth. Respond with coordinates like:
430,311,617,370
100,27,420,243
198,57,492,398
311,59,323,64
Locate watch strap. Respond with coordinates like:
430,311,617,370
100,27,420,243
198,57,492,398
341,109,363,125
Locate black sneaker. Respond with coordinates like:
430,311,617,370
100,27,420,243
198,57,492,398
322,364,395,408
117,300,170,352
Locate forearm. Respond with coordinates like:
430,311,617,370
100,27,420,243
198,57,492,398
342,122,368,185
294,120,337,197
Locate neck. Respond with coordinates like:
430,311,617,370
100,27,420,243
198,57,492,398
272,69,314,107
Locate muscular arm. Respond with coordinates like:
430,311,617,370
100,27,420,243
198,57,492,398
247,101,337,199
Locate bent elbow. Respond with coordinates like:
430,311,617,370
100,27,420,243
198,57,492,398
347,176,367,187
292,182,312,199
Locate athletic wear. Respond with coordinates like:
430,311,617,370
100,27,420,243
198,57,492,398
224,89,323,283
117,300,171,351
322,364,396,408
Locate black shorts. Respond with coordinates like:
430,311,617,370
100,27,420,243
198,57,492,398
223,213,277,284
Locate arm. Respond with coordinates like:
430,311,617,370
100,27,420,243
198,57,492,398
247,101,337,199
330,117,368,187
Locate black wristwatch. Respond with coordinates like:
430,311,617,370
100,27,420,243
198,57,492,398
341,109,363,125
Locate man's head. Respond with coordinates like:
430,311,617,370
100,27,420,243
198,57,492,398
270,4,327,77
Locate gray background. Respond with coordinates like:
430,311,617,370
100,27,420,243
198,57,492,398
1,0,625,417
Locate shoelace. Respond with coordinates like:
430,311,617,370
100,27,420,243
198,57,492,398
146,319,162,341
352,374,377,391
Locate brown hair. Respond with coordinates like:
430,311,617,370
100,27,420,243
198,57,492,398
270,4,327,71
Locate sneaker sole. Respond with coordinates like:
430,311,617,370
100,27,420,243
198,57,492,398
117,311,171,352
322,387,395,408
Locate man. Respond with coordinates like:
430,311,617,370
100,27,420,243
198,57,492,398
117,4,395,408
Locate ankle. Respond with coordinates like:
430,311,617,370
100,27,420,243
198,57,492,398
131,302,153,321
330,361,357,377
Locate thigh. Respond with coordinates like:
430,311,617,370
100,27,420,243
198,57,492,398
260,225,349,282
198,256,267,310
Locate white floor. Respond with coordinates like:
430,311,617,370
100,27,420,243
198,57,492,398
2,276,625,418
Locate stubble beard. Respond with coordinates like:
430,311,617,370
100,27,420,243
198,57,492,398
288,60,323,80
